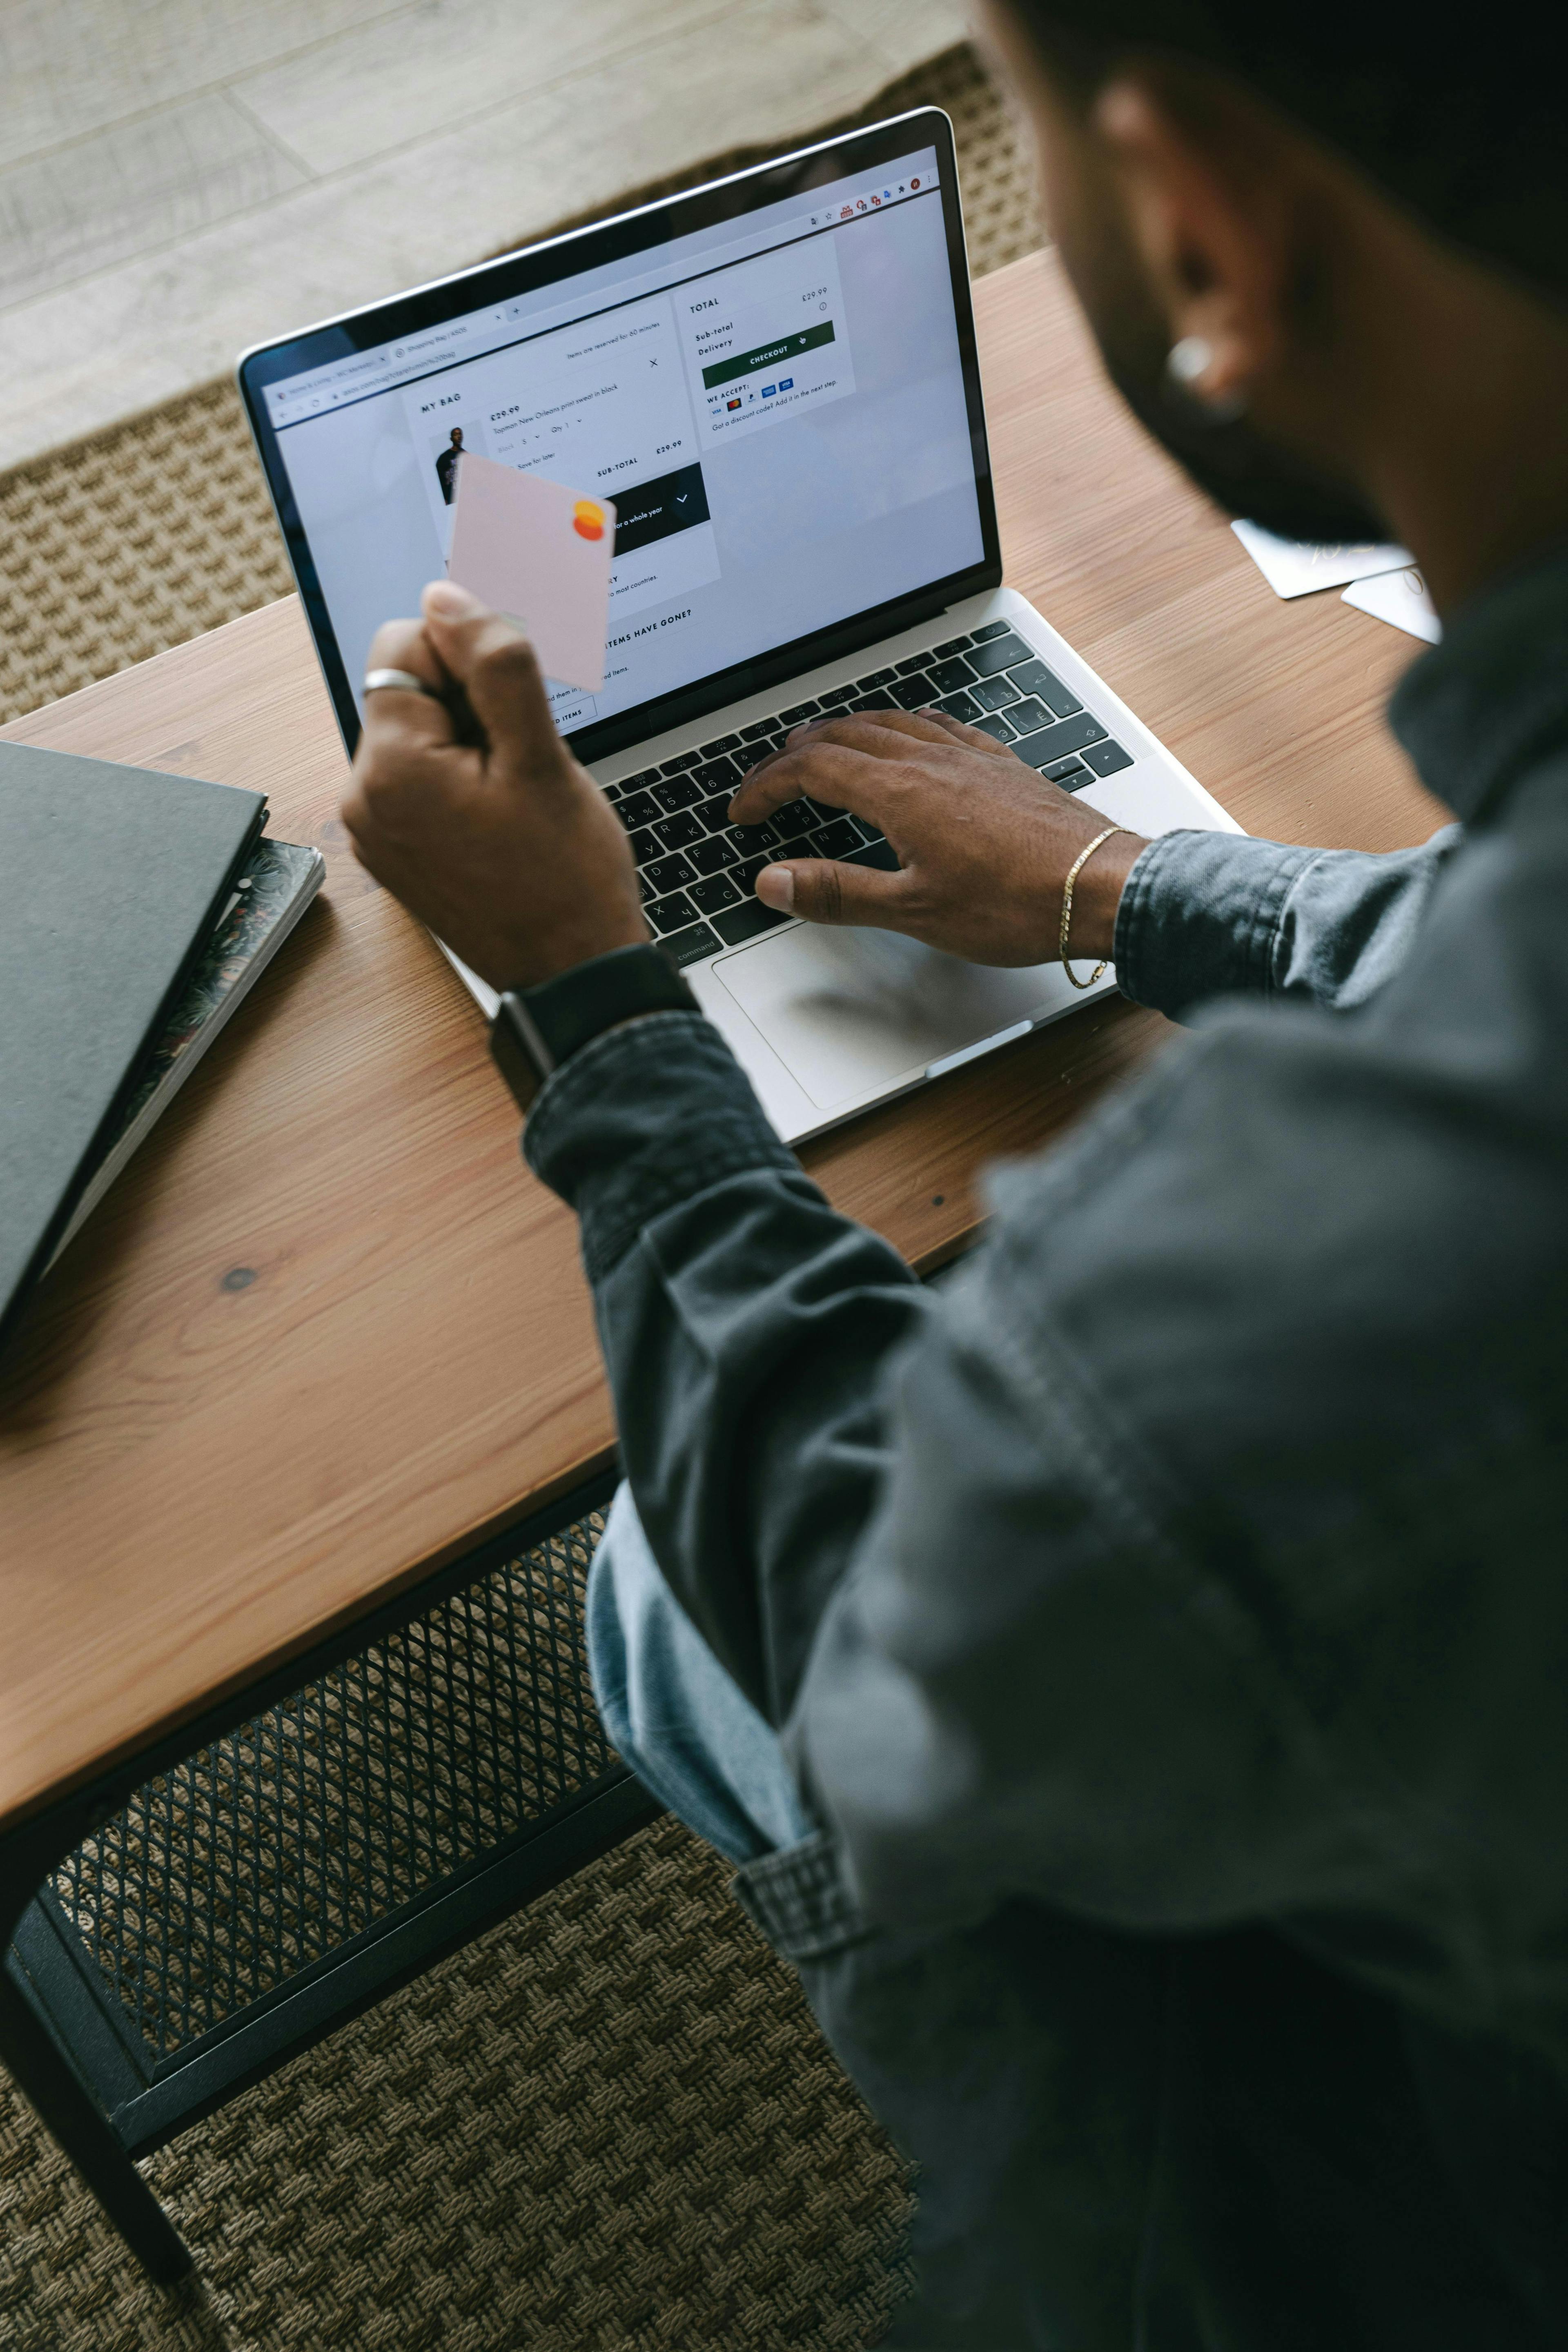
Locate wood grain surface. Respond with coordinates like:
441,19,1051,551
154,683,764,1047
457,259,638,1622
0,247,1446,1832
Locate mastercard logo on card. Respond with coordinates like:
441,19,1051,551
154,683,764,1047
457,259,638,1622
448,454,617,692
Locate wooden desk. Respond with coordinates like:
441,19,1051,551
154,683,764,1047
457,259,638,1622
0,247,1445,1848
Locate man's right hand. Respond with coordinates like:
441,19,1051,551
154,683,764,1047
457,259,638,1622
730,709,1147,967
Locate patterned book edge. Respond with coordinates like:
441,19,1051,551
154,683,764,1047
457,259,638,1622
50,838,325,1265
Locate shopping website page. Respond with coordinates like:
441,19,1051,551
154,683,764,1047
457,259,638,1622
264,146,984,735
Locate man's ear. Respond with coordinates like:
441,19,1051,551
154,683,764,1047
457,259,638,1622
1093,75,1289,412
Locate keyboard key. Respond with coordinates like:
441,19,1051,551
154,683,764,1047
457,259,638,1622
933,635,969,658
692,757,742,795
773,836,814,862
780,700,819,723
653,809,705,850
741,719,775,742
653,774,704,813
1012,712,1109,769
1007,658,1082,717
644,851,696,894
687,871,742,914
730,854,769,890
973,710,1017,744
1004,697,1051,735
800,796,842,824
659,921,722,969
1081,738,1134,777
858,666,898,688
686,836,733,879
646,889,698,934
617,788,662,830
1037,711,1109,757
936,688,982,722
849,695,891,714
601,780,623,802
623,767,662,791
771,797,811,831
813,818,861,858
846,837,901,872
659,751,703,775
971,675,1019,712
726,820,780,855
628,826,660,866
970,619,1012,642
696,792,734,830
894,655,930,676
890,675,934,710
816,684,858,708
1042,757,1090,787
712,899,791,946
967,631,1033,677
699,733,743,756
926,656,975,695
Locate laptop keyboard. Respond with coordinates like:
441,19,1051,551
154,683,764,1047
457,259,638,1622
601,619,1134,970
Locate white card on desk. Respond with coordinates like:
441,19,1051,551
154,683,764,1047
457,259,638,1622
1342,565,1441,644
1231,519,1412,599
447,454,616,691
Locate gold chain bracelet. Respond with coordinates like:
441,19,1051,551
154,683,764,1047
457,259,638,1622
1058,825,1131,990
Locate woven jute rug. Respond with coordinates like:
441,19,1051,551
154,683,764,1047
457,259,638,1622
0,44,1043,2351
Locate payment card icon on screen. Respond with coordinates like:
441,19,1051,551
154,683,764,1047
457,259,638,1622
447,453,617,692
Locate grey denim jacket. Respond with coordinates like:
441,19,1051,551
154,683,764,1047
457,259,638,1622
526,550,1568,2349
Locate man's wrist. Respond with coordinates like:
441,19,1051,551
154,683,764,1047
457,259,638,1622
491,942,697,1113
1065,831,1148,963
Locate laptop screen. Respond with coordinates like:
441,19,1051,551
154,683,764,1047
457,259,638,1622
240,111,998,760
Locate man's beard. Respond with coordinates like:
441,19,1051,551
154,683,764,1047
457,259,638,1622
1095,302,1390,546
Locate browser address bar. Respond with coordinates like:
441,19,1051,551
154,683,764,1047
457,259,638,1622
267,164,937,422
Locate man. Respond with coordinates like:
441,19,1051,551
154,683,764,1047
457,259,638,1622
435,424,466,504
342,1,1568,2341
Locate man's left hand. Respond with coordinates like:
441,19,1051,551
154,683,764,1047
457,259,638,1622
341,582,647,992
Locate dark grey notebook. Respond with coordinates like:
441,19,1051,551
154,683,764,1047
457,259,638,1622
0,742,266,1353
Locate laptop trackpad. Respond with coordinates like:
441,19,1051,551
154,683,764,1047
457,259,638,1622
714,923,1057,1110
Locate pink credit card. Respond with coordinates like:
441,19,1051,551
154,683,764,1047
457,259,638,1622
446,453,616,692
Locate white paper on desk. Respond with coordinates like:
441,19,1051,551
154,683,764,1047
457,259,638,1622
446,453,616,691
1231,519,1412,599
1342,565,1442,643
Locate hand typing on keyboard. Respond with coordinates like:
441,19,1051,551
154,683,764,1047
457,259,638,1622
729,708,1148,969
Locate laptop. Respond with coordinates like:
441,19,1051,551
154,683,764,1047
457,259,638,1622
238,107,1238,1145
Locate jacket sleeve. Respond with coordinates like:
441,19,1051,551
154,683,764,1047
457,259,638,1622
1114,824,1460,1018
525,1009,926,1726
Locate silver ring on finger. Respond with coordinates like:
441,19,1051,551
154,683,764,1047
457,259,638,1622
363,667,444,699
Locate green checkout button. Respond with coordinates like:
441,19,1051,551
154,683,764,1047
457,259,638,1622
701,320,835,391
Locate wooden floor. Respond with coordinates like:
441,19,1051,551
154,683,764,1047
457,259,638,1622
0,0,965,470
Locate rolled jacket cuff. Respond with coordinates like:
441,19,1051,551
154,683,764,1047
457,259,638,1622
523,1009,798,1283
1114,828,1323,1017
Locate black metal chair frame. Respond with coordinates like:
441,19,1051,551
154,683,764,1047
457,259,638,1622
0,1466,659,2282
